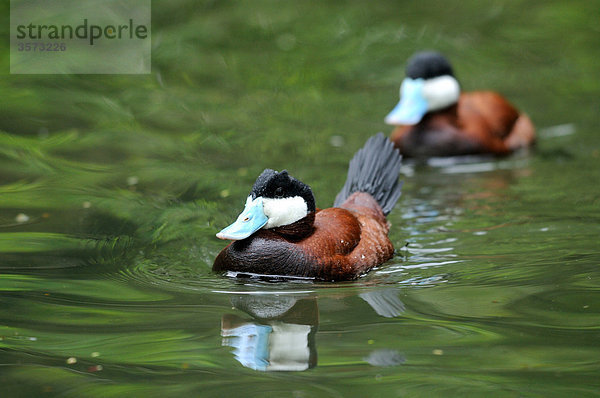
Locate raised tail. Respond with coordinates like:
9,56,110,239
334,133,403,215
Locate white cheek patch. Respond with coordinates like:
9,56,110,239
262,196,308,229
422,75,460,112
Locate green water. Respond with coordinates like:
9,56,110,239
1,0,599,396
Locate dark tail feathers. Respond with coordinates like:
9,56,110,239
334,133,403,215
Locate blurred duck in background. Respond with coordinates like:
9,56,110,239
385,51,535,158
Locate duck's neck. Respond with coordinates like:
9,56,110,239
270,212,316,242
422,102,459,124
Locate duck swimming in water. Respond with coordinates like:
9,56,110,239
213,133,403,281
385,51,536,158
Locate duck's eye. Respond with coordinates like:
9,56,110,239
274,187,284,198
243,217,250,222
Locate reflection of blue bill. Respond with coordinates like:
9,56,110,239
222,323,272,371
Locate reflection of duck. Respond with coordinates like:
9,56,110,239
385,51,535,158
220,290,405,371
221,295,318,371
213,134,403,281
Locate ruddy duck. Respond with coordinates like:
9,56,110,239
213,133,403,281
385,51,535,157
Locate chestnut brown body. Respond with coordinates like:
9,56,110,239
213,192,393,281
390,91,535,157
